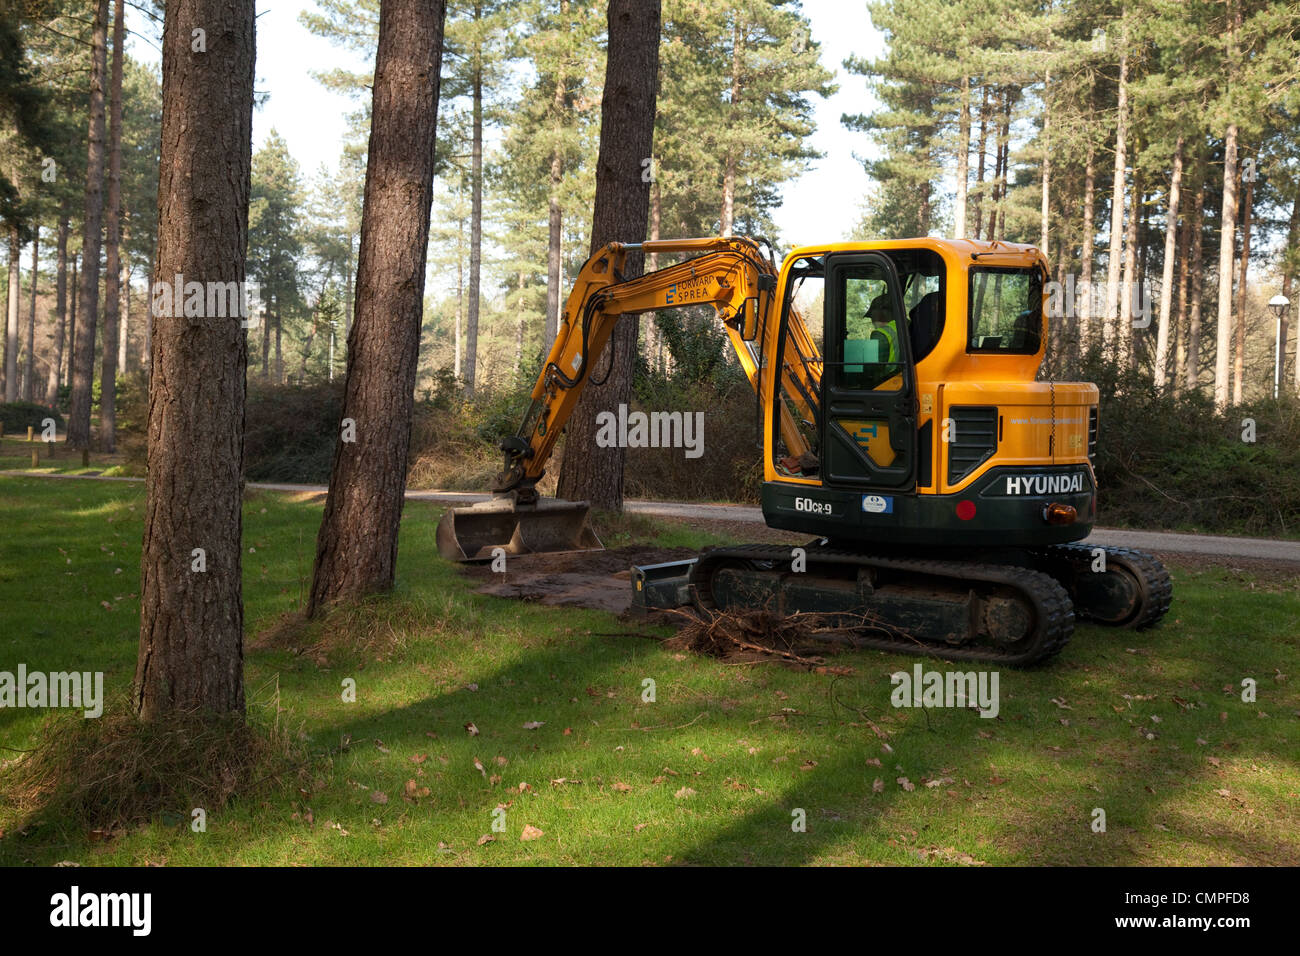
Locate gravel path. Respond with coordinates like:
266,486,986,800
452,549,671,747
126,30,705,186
9,472,1300,564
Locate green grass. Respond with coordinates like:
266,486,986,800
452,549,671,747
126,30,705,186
0,473,1297,866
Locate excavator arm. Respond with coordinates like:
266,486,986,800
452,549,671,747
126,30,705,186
499,235,821,498
436,235,822,560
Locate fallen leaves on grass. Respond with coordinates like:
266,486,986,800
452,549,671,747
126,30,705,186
521,825,544,841
465,722,479,736
674,787,697,799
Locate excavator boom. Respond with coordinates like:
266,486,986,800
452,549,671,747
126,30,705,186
437,236,800,561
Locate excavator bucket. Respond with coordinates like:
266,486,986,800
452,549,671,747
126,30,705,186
436,497,603,562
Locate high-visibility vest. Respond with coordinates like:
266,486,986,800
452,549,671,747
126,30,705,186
872,322,900,364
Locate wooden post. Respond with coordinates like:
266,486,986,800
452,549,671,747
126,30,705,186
27,426,34,441
31,447,39,467
46,440,56,459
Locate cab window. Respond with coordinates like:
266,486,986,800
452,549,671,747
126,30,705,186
969,266,1042,353
840,266,904,391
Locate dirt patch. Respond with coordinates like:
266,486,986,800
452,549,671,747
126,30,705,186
461,545,698,615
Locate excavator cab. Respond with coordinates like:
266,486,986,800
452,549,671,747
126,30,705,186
760,239,1097,550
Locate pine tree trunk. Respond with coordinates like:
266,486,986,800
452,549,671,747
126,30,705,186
1104,38,1128,357
5,222,20,402
343,239,353,341
972,85,988,240
545,51,566,351
1121,163,1141,369
1284,192,1300,394
455,205,463,380
1039,71,1050,255
1214,123,1238,408
23,227,37,402
308,0,446,613
46,213,69,406
66,256,77,387
99,0,125,451
119,247,130,375
465,8,484,398
515,271,525,373
274,308,283,384
1079,146,1096,346
134,0,256,721
260,291,270,378
1186,185,1206,390
555,0,660,511
1232,163,1253,404
720,18,741,238
647,178,661,371
1173,169,1194,391
955,75,970,238
68,0,109,450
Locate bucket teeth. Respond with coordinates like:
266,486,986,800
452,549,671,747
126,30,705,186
436,497,603,562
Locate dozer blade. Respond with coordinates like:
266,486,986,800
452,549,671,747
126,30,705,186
436,497,604,562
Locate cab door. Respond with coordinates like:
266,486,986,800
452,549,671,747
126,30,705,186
821,252,917,490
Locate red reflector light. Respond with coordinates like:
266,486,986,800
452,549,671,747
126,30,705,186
1043,502,1077,525
955,500,976,521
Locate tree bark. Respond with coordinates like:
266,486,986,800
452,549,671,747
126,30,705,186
720,17,741,238
23,227,37,401
545,18,567,352
100,0,125,451
1173,173,1194,390
45,213,70,406
1039,71,1050,255
647,178,662,371
134,0,256,721
1121,162,1141,369
465,4,484,397
1103,35,1128,357
555,0,660,511
68,0,109,450
66,255,77,387
954,75,970,238
1232,158,1253,404
5,223,18,403
972,85,988,240
515,271,525,372
1186,185,1206,390
1214,123,1238,408
1079,145,1096,346
308,0,446,613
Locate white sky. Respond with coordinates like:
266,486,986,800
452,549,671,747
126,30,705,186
126,1,884,249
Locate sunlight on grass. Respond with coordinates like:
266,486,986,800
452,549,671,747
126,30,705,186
1,473,1297,866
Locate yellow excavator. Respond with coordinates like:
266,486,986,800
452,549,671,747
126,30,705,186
437,236,1172,665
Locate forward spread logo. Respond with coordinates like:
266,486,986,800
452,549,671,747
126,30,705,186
0,664,103,718
50,886,151,936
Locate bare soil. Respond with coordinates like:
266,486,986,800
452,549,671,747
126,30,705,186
462,545,699,616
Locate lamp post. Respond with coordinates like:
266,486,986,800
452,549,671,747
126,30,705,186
1269,294,1290,399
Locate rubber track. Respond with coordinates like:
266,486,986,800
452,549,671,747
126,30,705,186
691,543,1075,666
1036,543,1173,629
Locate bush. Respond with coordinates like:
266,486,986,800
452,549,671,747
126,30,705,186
1074,350,1300,537
0,401,63,434
243,381,347,483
